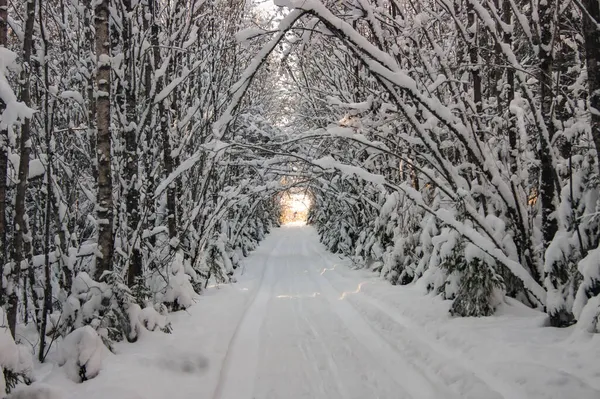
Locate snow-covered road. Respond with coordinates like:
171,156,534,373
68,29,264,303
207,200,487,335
213,226,600,399
38,226,600,399
216,226,448,399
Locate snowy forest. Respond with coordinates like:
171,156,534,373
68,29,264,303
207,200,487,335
0,0,600,395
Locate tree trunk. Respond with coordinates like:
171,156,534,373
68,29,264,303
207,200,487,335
143,0,156,250
467,1,488,214
7,0,36,339
94,0,114,281
538,0,573,326
537,0,558,249
502,0,516,176
39,1,52,361
151,3,177,241
500,0,536,283
84,0,98,181
123,0,142,287
0,0,8,307
468,2,483,121
582,0,600,173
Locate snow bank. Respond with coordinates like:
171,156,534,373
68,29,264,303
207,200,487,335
7,384,62,399
159,252,196,310
0,309,33,396
58,326,110,382
573,245,600,332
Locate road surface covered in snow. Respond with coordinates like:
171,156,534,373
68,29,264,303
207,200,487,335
33,226,600,399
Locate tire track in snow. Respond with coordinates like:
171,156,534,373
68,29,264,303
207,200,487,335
347,289,600,399
295,238,353,399
211,235,283,399
309,238,530,399
343,290,520,399
359,291,600,396
303,245,450,399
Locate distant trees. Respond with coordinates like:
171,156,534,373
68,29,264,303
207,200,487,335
254,0,600,331
1,0,599,393
0,0,283,393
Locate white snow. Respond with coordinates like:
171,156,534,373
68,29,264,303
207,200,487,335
27,227,600,399
28,159,45,179
154,152,202,197
59,91,85,105
182,26,199,49
313,156,387,185
159,251,196,309
0,48,35,136
58,326,110,383
235,27,266,43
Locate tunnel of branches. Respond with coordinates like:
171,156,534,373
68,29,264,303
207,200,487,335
213,0,600,331
1,0,600,376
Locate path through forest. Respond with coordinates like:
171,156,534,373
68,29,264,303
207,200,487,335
41,226,600,399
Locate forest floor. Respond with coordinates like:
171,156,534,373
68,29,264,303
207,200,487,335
21,226,600,399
